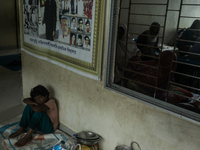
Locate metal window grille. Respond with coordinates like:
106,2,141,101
106,0,200,122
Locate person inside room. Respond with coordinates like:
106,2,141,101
176,19,200,56
136,22,161,61
125,50,177,100
114,24,137,85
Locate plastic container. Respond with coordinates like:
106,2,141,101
52,140,68,150
65,136,81,150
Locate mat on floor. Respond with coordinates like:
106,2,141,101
0,54,21,71
0,115,69,150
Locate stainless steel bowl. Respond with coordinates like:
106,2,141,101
76,136,102,146
76,131,100,140
75,131,102,146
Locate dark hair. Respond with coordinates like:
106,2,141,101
191,19,200,29
150,22,160,30
30,85,49,100
72,17,76,21
85,19,90,25
78,18,83,24
118,26,125,36
71,33,76,37
84,35,89,40
78,34,82,39
149,22,160,35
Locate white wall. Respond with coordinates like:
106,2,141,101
21,0,200,150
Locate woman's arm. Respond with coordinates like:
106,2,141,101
23,98,38,105
31,104,49,112
23,98,49,112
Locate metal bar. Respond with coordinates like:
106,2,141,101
126,61,158,69
180,16,200,19
182,4,200,6
170,81,200,92
173,0,183,49
172,71,200,80
127,32,164,38
121,76,158,89
134,43,161,49
131,3,167,5
173,60,200,68
176,38,200,44
167,9,180,11
178,28,200,32
175,49,200,57
123,68,157,79
129,23,165,28
130,13,166,17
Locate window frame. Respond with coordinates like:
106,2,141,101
104,0,200,124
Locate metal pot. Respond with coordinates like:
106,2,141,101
76,137,102,146
74,131,102,146
76,131,100,140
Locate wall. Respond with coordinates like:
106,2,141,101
21,0,200,150
0,0,18,49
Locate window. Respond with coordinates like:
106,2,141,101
105,0,200,122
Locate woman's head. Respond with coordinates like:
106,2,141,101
149,22,160,36
191,19,200,29
30,85,50,103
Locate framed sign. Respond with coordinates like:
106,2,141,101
20,0,105,80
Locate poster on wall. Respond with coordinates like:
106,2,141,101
21,0,105,80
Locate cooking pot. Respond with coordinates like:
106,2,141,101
74,131,102,146
75,131,100,140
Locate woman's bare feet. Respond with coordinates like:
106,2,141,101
9,127,26,138
14,134,32,147
14,128,34,147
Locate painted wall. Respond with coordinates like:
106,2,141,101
21,0,200,150
0,0,18,49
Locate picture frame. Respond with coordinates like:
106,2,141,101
20,0,105,80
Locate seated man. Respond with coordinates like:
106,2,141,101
177,19,200,56
136,22,161,61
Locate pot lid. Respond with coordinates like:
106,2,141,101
76,131,100,140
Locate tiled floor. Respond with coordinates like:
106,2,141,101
0,49,24,123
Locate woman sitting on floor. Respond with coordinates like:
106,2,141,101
9,85,58,147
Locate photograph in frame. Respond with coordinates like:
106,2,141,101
21,0,105,80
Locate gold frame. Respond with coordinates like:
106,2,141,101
20,0,105,77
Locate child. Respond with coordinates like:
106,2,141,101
9,85,59,147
